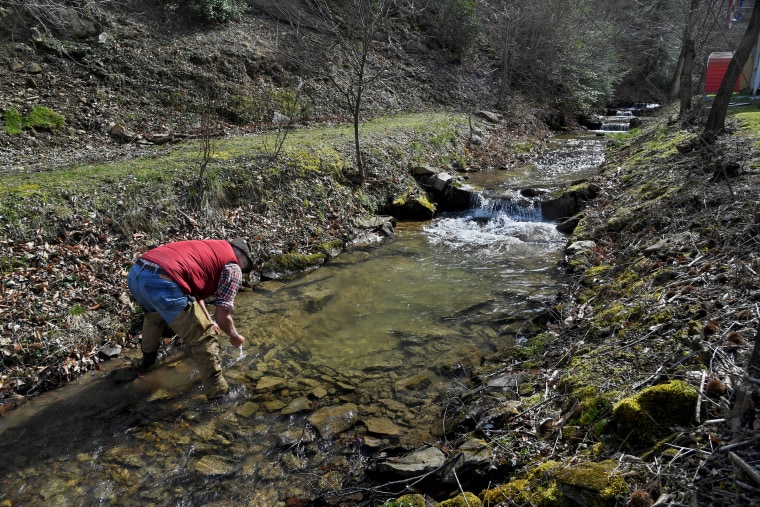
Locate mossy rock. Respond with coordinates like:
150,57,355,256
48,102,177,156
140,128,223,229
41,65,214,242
480,462,563,507
318,238,344,258
261,251,327,279
386,493,426,507
437,492,482,507
481,479,534,505
612,380,698,446
389,191,436,219
554,460,628,507
483,459,627,507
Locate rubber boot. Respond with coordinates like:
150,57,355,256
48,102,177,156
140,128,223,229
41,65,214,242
140,350,159,372
169,301,228,399
140,311,165,356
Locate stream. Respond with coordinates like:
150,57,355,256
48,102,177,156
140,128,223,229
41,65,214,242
0,133,606,506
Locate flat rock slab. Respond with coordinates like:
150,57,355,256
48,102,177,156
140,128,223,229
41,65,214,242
363,416,402,436
307,403,358,438
372,446,446,477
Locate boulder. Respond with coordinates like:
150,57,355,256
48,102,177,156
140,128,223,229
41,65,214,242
542,183,600,220
439,438,493,488
387,192,436,220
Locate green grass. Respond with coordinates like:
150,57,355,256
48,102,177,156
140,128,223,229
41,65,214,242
0,112,473,242
1,112,469,199
734,109,760,135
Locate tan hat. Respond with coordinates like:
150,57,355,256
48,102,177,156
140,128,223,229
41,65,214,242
229,237,254,273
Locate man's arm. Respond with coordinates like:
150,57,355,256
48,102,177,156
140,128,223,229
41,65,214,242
215,305,245,348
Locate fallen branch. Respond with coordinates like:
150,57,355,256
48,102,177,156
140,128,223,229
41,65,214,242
728,452,760,487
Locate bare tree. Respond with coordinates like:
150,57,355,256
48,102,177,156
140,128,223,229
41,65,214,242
287,0,397,184
667,0,730,119
489,0,619,112
261,78,307,161
703,1,760,138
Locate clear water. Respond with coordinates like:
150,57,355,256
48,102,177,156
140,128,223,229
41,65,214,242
0,134,606,506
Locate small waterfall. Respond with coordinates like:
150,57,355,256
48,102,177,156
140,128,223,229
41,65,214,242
424,190,556,250
599,111,633,132
469,192,543,222
597,104,659,133
599,121,631,132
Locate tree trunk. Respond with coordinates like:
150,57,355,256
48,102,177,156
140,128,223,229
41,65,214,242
671,0,701,103
749,321,760,376
668,50,685,101
679,39,695,116
703,2,760,138
353,100,363,182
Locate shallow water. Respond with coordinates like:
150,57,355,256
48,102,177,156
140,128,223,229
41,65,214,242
0,134,606,506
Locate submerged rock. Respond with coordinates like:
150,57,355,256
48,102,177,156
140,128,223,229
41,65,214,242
281,396,313,415
192,455,235,476
371,445,446,477
363,416,402,436
307,403,358,438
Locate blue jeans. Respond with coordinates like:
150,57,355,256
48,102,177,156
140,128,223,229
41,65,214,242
127,264,189,324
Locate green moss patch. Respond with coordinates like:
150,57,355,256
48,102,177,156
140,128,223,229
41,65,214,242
5,106,66,135
4,108,23,135
612,380,698,446
554,460,628,507
437,492,482,507
26,106,65,130
384,494,427,507
482,459,626,507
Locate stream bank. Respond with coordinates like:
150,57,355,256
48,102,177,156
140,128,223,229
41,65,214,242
424,111,760,507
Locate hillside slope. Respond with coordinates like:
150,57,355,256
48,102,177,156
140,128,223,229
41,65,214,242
0,1,496,172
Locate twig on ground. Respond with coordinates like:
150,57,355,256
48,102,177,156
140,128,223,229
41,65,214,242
452,470,472,507
696,370,706,423
728,452,760,487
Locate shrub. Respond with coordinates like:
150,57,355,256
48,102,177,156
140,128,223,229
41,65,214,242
186,0,247,23
222,94,259,124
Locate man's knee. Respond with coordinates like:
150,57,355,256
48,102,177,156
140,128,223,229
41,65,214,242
141,312,165,354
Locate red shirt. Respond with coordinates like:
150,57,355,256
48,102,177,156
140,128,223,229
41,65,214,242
141,240,239,300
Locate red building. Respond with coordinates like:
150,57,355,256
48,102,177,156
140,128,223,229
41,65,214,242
705,52,741,94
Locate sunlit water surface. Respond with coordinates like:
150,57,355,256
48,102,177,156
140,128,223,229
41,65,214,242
0,134,605,506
